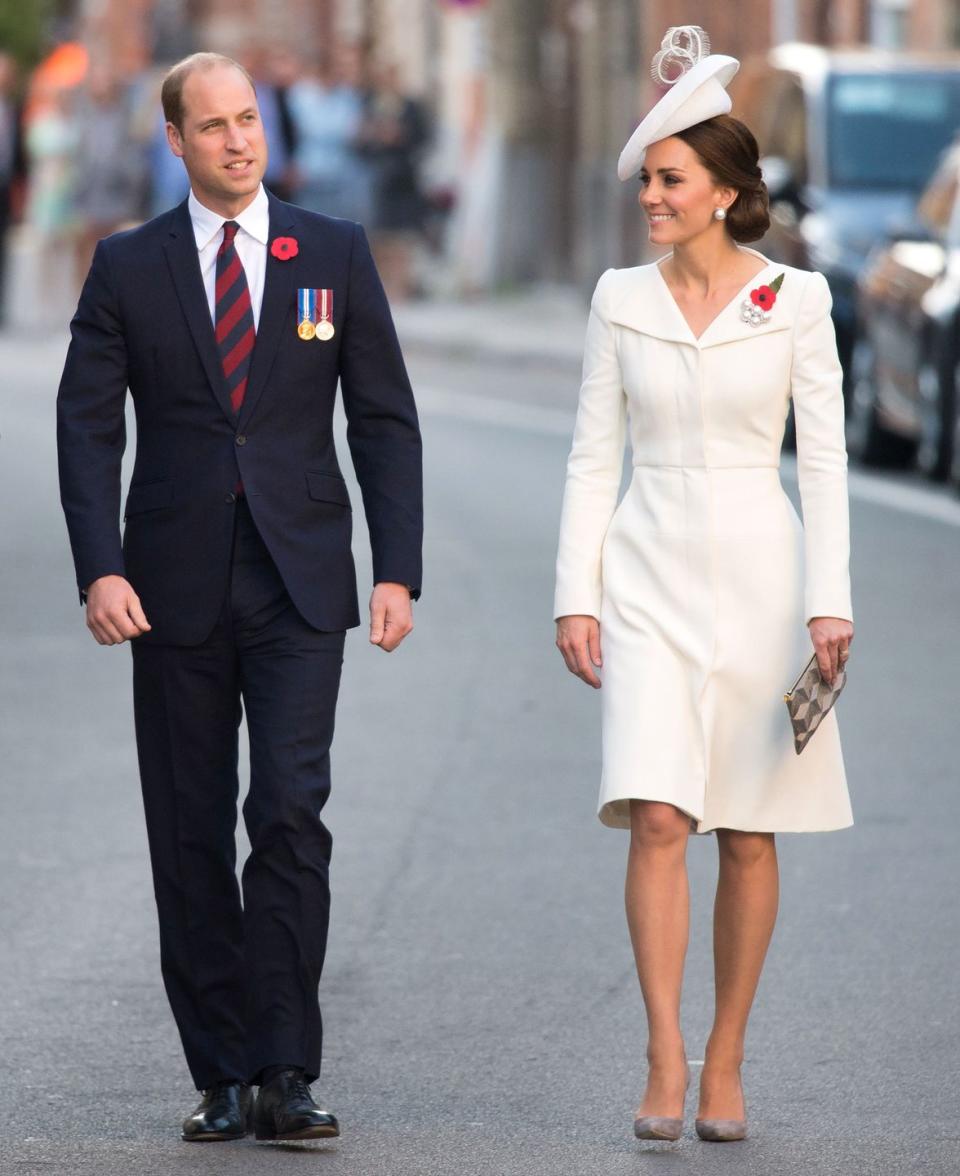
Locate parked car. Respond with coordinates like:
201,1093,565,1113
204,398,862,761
731,44,960,405
852,143,960,478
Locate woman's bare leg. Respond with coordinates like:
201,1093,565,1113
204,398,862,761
626,800,691,1116
698,829,779,1120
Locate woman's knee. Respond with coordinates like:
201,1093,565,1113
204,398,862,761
629,800,690,851
717,829,776,869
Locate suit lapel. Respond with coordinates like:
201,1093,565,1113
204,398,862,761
162,200,237,424
238,195,298,430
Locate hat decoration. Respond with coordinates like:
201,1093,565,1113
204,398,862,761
650,25,711,85
618,26,739,182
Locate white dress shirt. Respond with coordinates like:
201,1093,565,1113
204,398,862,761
188,184,270,329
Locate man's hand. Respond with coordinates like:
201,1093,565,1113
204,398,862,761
369,582,414,652
556,614,603,689
85,575,151,645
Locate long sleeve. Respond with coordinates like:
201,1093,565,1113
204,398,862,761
340,222,423,597
57,238,129,598
791,271,853,623
554,269,627,620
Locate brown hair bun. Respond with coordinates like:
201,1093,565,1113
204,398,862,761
674,115,771,243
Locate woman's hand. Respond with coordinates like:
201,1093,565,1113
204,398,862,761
808,616,854,686
556,614,603,689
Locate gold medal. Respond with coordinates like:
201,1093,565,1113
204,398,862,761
298,319,316,341
315,320,335,341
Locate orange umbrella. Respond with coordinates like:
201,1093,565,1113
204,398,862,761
24,42,88,121
35,42,89,89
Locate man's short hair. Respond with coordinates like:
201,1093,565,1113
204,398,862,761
161,52,255,132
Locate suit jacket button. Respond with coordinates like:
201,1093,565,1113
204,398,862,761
235,434,247,446
225,492,236,503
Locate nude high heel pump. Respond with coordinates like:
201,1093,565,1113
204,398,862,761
695,1116,746,1142
633,1065,690,1142
695,1072,747,1141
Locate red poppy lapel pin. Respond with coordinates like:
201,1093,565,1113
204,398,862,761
271,236,299,261
740,272,784,326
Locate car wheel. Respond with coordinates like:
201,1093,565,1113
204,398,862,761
846,333,874,456
847,334,918,469
927,344,958,483
947,356,960,491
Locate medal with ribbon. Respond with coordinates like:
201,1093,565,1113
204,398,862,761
297,288,317,340
297,288,335,341
315,289,334,341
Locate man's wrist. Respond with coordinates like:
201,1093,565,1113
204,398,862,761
375,580,415,598
80,572,126,605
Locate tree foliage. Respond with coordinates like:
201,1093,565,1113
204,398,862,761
0,0,59,71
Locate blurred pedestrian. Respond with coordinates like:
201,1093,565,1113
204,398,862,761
254,46,299,201
23,79,78,310
554,27,854,1145
126,65,190,217
147,105,191,215
57,50,422,1145
356,62,429,301
73,63,147,282
0,51,24,324
288,44,371,223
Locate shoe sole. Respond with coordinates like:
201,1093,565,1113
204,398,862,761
181,1131,248,1143
254,1124,340,1142
634,1114,684,1142
695,1121,747,1142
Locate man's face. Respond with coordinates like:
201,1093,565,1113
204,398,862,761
166,64,268,211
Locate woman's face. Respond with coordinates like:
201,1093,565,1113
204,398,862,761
638,136,733,247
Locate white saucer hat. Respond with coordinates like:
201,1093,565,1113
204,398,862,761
618,26,740,181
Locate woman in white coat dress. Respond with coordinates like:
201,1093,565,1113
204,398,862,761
554,29,853,1144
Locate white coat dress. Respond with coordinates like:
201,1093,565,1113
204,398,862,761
554,249,853,834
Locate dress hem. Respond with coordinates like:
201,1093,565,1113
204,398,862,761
598,798,854,835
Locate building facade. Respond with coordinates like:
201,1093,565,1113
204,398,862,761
69,0,960,290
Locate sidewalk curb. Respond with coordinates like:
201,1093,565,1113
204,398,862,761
392,289,588,369
396,329,583,369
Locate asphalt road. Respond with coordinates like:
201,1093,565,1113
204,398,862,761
1,331,959,1175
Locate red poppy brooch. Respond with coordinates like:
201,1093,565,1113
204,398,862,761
740,272,784,326
271,236,299,261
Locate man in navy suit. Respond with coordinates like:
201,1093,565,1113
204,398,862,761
57,52,422,1143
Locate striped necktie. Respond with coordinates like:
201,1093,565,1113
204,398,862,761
215,221,255,415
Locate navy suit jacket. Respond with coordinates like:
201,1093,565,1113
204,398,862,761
57,192,423,645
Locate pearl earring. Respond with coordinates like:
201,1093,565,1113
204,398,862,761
714,207,727,221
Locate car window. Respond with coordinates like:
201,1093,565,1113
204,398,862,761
827,72,960,189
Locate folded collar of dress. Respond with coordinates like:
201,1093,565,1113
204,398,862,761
603,254,797,350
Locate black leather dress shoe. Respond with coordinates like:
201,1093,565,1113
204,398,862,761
181,1081,252,1142
253,1069,340,1141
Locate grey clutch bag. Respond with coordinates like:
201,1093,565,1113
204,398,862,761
784,653,846,755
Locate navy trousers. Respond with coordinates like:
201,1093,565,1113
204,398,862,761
131,499,345,1088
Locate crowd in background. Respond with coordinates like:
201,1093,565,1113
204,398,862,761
0,38,435,323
